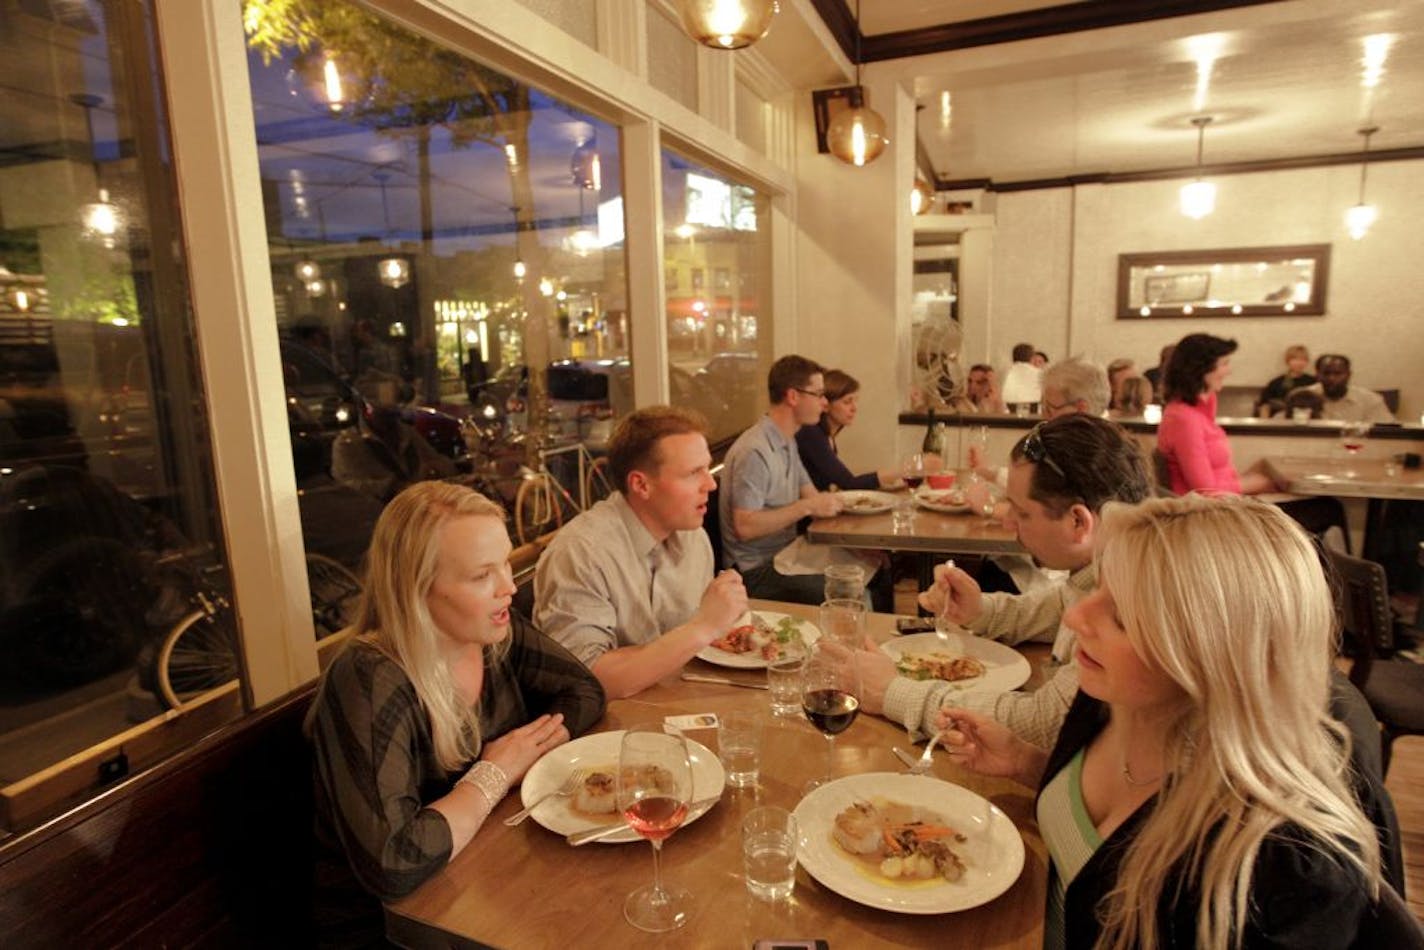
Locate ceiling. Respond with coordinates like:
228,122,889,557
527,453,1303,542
809,0,1424,187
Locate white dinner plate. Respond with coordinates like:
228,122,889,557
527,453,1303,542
836,490,899,515
696,610,822,669
879,632,1031,694
519,730,725,844
913,487,971,513
794,772,1025,914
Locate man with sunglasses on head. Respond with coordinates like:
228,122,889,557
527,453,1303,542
851,414,1154,748
719,354,851,605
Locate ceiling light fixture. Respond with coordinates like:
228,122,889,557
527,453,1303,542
910,178,934,215
1345,125,1380,240
71,93,122,247
677,0,778,51
1179,116,1216,219
373,171,410,289
825,0,887,167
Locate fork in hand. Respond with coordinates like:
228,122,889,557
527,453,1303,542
504,767,587,826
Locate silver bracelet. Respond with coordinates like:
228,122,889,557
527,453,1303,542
458,760,510,806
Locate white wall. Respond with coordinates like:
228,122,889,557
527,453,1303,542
985,159,1424,418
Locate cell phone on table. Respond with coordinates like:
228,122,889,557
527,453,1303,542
753,941,829,950
895,616,936,634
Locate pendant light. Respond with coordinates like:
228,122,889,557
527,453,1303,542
825,0,887,167
1179,116,1216,219
71,93,122,247
1345,125,1380,240
910,178,935,215
678,0,778,51
374,171,409,289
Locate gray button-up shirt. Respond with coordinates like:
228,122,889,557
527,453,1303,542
533,492,713,667
719,415,811,571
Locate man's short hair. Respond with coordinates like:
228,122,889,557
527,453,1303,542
607,406,708,493
1042,358,1110,416
969,363,993,375
1010,414,1153,518
767,354,823,405
1316,353,1351,373
1011,343,1035,363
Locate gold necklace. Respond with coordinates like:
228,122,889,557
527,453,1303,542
1120,758,1162,787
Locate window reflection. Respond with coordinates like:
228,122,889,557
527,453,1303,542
0,0,234,815
244,1,629,557
661,152,771,443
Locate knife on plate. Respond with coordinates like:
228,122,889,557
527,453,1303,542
680,672,768,689
566,795,724,846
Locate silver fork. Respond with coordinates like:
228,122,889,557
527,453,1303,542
504,767,588,826
894,733,941,776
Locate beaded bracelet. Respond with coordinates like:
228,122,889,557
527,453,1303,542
458,760,510,806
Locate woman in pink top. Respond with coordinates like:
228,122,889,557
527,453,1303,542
1156,334,1275,495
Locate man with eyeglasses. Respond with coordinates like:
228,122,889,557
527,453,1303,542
851,414,1154,747
719,354,850,605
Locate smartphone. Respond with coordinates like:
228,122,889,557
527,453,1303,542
895,616,936,634
752,941,829,950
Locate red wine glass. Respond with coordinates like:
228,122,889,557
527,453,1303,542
799,639,862,793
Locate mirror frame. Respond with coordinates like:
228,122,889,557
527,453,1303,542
1116,244,1331,319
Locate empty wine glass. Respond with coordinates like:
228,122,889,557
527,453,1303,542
800,639,862,793
617,723,694,932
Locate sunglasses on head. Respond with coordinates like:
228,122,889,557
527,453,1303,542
1021,425,1068,482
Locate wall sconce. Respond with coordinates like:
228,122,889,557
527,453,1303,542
1179,116,1216,219
1345,125,1380,239
910,179,935,215
677,0,777,50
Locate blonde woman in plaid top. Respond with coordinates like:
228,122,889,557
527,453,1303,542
308,482,605,944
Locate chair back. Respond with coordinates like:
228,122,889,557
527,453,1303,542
703,464,725,572
1150,449,1176,497
1326,548,1397,663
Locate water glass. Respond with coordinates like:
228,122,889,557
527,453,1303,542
819,598,866,647
823,563,865,602
743,806,799,902
719,710,761,788
767,652,807,717
892,494,915,533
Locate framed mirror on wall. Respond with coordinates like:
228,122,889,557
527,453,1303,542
1117,244,1331,319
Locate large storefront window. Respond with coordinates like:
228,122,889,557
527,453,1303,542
0,0,236,826
244,2,629,554
661,152,771,443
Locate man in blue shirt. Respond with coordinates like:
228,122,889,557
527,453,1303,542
719,355,847,604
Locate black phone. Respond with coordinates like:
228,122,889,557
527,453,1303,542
895,616,936,634
752,941,829,950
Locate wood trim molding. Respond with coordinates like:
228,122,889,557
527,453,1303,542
808,0,858,62
940,144,1424,193
856,0,1290,61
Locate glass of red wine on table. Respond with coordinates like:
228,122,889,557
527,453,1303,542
617,723,695,933
1339,421,1370,477
800,638,863,794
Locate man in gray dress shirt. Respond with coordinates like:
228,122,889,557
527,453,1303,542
719,354,846,605
534,406,748,698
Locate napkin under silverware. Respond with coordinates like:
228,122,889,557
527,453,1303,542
566,795,724,846
680,673,768,690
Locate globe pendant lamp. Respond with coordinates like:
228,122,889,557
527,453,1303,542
826,0,888,167
1345,125,1379,240
1179,116,1216,219
678,0,778,50
910,178,935,215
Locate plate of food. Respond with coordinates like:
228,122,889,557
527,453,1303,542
519,730,725,844
793,772,1024,913
879,632,1030,694
697,610,821,669
913,487,971,513
836,490,899,515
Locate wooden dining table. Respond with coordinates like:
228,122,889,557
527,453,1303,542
807,506,1024,557
386,601,1050,949
1262,455,1424,501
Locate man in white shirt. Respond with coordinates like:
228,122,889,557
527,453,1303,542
534,406,748,698
999,342,1043,410
1295,354,1396,423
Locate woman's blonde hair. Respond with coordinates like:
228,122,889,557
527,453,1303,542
1092,494,1379,950
347,480,509,771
